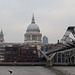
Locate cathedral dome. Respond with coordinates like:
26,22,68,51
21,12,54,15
27,23,40,32
26,15,40,32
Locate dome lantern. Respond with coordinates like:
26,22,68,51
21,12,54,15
31,14,35,24
26,15,40,32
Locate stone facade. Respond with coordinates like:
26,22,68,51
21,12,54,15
0,30,4,43
25,31,42,44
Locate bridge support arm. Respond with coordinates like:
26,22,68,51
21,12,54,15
46,60,53,67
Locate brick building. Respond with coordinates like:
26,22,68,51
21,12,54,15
4,45,38,62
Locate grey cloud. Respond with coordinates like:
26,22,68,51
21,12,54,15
0,0,75,43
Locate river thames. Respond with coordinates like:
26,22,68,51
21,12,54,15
0,66,74,75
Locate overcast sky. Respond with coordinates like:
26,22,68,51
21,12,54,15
0,0,75,43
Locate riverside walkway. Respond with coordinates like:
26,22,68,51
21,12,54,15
0,62,46,66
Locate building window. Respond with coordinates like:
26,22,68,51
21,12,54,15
70,51,73,56
38,35,41,41
62,53,65,63
66,52,69,57
71,56,74,63
58,53,61,63
27,35,30,40
53,54,57,62
32,35,37,40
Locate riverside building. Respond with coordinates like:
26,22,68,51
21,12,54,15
4,45,38,62
43,36,48,44
53,49,75,65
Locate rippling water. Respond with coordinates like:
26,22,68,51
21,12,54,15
0,66,72,75
0,66,59,75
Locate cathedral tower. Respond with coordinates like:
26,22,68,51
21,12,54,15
0,30,4,43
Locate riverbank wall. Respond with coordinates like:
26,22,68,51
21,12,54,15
0,62,46,66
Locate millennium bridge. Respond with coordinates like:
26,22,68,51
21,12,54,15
40,26,75,66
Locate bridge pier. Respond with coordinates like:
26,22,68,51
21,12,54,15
46,60,53,67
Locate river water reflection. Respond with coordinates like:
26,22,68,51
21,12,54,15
0,66,68,75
